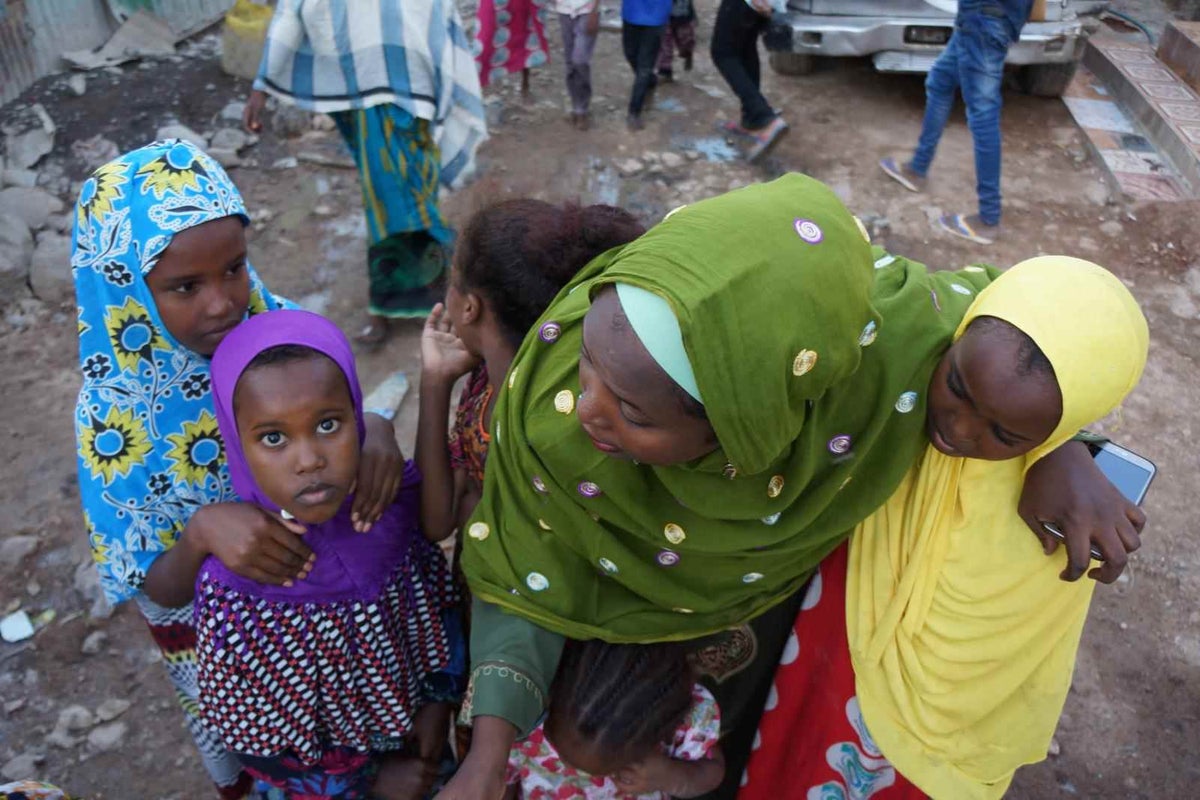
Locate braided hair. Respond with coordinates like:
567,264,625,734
453,199,646,348
545,640,695,770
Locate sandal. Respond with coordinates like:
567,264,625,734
746,117,789,162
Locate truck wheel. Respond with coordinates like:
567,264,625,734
1018,62,1078,98
769,52,815,76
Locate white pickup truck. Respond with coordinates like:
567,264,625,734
762,0,1103,97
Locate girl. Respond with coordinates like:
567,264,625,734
436,175,1144,800
72,139,406,799
417,200,645,552
657,0,697,83
245,0,487,344
743,257,1148,799
195,309,464,800
506,641,724,799
475,0,551,96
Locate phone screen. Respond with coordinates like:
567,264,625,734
1093,448,1153,505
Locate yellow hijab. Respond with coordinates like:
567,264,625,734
846,256,1149,799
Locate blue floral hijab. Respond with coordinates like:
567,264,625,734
73,139,283,604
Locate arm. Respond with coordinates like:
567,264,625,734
1019,440,1145,583
142,502,313,607
417,370,466,542
350,413,406,533
615,748,726,798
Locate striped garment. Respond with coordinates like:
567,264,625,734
254,0,487,188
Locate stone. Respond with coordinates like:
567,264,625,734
210,128,250,152
4,104,56,169
47,213,74,234
616,158,643,177
2,167,39,188
0,215,33,298
56,704,96,732
67,73,87,96
28,231,73,305
155,123,207,148
312,114,337,132
73,560,113,620
1099,220,1123,237
219,101,246,122
272,156,299,170
684,149,701,161
1048,736,1062,757
86,721,127,752
80,630,108,655
0,535,39,569
70,134,120,170
660,152,685,169
271,104,312,138
1,751,43,781
0,187,65,231
1084,181,1110,206
208,148,242,169
95,698,131,722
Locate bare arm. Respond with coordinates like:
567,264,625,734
434,716,515,800
615,748,726,799
417,371,463,542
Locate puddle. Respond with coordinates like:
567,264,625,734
584,158,622,205
686,136,739,163
654,97,686,113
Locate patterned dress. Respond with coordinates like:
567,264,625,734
474,0,552,87
506,684,721,800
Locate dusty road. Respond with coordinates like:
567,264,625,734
1,4,1198,797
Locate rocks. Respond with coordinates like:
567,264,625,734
219,100,246,123
272,156,299,170
1099,220,1124,238
81,630,108,655
1,751,43,781
87,721,128,752
616,158,643,177
0,216,35,299
211,127,252,152
2,167,39,188
29,231,74,305
3,103,56,169
660,151,685,169
73,560,113,620
96,698,131,722
1084,180,1110,206
67,73,87,96
0,187,65,231
312,114,337,132
272,104,312,138
71,134,120,170
0,534,39,570
155,123,207,148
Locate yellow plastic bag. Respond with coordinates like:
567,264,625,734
221,0,275,81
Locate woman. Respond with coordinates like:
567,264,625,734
742,257,1148,799
245,0,487,345
437,175,1141,799
72,140,405,799
475,0,551,95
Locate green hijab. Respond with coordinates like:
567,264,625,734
462,174,997,641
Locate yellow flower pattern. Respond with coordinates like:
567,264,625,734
104,296,164,374
165,410,224,488
76,159,127,231
79,406,153,485
136,151,204,200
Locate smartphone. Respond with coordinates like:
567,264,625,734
1041,441,1157,561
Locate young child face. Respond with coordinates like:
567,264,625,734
577,287,718,466
144,216,250,356
233,354,360,524
925,320,1063,461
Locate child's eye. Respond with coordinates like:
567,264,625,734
991,425,1018,447
226,261,245,277
619,404,651,428
260,431,286,447
317,419,340,434
946,366,968,400
171,281,197,295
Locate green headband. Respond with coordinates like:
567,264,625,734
615,282,703,404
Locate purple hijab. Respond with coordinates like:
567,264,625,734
200,309,418,604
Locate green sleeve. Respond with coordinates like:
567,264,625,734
460,598,565,736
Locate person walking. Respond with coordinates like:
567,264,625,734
879,1,1034,245
711,0,788,161
555,0,601,130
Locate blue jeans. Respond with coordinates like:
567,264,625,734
910,13,1011,224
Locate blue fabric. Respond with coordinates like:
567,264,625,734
909,19,1009,225
72,140,283,604
622,0,671,26
956,0,1033,44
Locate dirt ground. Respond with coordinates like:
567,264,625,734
1,3,1198,798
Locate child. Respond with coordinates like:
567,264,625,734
657,0,697,83
555,0,601,130
506,641,724,799
622,0,672,129
476,0,551,96
194,309,464,799
73,139,406,799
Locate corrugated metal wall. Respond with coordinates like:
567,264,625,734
0,0,235,107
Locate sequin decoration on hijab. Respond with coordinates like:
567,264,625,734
72,139,282,604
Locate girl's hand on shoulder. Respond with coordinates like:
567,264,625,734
193,502,313,585
354,414,405,532
422,303,480,384
614,752,676,796
1019,441,1144,583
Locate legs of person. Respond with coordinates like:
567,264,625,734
957,23,1009,226
675,17,697,70
562,13,597,122
658,22,677,77
625,24,663,123
909,33,961,177
710,0,774,130
135,596,260,800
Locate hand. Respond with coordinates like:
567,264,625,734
422,303,480,384
434,717,514,800
353,414,406,532
192,502,313,585
433,760,506,800
585,9,600,37
373,754,440,800
614,752,676,796
243,89,268,133
749,0,773,16
1019,441,1145,583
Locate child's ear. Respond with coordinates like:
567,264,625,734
461,291,484,325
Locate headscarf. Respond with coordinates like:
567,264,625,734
847,256,1149,799
73,139,283,604
462,173,999,641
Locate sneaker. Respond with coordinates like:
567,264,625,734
719,119,753,138
879,157,927,193
936,213,999,245
627,113,644,131
746,116,789,162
